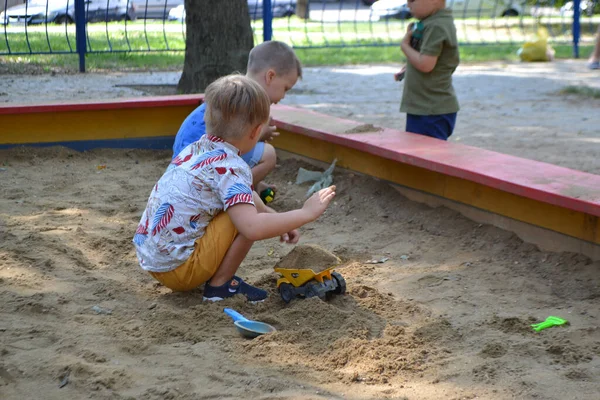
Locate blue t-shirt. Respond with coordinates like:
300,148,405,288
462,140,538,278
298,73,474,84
172,103,207,159
173,103,265,168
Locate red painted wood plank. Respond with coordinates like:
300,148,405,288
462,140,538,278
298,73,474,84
270,104,600,218
1,96,598,218
0,94,204,115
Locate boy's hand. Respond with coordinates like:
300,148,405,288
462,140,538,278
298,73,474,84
260,117,279,142
302,185,336,220
394,66,407,81
280,229,300,244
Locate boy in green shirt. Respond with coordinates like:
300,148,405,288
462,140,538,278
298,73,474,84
396,0,460,140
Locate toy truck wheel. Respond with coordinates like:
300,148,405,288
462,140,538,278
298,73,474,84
332,272,346,295
305,282,326,300
279,283,295,303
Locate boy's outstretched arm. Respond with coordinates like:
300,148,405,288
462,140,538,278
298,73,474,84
228,186,336,242
252,190,299,243
400,25,438,73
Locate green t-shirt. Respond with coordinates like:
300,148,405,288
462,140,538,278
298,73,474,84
400,9,460,116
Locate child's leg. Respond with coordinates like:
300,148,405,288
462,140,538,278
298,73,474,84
203,231,267,302
241,142,277,190
207,234,253,287
148,211,267,302
251,143,277,188
406,113,457,141
148,212,237,291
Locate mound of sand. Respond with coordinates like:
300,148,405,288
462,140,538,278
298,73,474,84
275,244,341,272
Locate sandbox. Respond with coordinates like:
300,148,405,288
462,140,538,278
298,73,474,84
1,98,599,399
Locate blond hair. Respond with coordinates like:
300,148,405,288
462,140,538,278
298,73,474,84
204,74,270,140
247,40,303,79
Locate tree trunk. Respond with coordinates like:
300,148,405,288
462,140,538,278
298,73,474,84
177,0,254,94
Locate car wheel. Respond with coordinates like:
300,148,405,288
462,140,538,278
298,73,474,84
54,15,73,24
398,11,412,20
502,9,519,17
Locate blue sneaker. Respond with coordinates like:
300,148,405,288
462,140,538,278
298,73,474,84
589,61,600,70
203,276,268,302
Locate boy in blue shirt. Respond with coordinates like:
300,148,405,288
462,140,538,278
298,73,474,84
172,41,302,197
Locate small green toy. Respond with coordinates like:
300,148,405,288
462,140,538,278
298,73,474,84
260,187,275,204
531,316,568,332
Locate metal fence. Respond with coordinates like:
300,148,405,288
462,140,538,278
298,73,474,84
1,0,598,71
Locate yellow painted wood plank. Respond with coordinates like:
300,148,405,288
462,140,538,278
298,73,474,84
1,106,193,144
275,130,600,245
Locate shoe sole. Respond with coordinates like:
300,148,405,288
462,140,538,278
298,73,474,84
202,296,225,302
202,296,266,304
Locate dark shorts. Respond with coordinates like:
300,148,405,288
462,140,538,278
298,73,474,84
406,113,457,141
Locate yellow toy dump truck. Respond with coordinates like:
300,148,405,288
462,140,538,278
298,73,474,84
273,265,346,303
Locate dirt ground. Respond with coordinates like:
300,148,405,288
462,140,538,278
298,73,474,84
1,61,600,399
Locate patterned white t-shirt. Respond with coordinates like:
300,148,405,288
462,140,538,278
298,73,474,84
133,135,255,272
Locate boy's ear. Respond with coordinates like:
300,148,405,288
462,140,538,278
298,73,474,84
265,69,276,85
249,123,263,140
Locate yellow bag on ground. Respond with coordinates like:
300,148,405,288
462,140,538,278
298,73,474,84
518,28,555,62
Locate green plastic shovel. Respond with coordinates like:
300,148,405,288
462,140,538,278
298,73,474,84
531,316,568,332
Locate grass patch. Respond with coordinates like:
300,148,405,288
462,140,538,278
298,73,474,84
0,17,594,73
0,51,185,73
293,43,591,66
0,43,593,73
559,85,600,99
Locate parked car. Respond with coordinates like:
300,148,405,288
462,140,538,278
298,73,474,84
560,0,598,16
248,0,296,19
370,0,411,20
0,0,135,25
133,0,181,19
168,0,296,22
1,0,25,13
167,3,183,21
370,0,525,20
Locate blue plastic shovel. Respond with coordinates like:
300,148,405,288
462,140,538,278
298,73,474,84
223,308,277,339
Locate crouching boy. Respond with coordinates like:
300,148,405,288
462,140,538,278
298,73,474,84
133,74,335,302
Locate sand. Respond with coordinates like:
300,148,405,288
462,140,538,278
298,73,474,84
1,61,600,399
275,244,341,272
1,147,599,400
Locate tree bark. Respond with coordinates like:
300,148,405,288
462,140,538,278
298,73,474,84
177,0,254,94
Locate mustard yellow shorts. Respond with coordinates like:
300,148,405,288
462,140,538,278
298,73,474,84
149,212,237,292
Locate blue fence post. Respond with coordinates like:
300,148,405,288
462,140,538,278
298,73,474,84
263,0,273,42
74,0,86,72
572,0,581,58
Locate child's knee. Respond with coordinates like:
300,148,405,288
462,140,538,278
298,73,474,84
261,143,277,168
